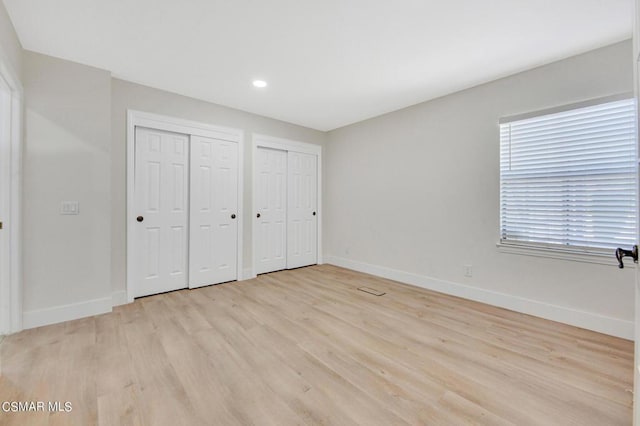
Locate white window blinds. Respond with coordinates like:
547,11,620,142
499,98,637,251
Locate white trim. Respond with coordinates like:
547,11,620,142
633,2,640,424
325,255,634,340
9,86,22,334
237,136,245,284
111,291,128,307
0,73,11,335
242,267,254,280
499,92,634,124
496,241,621,266
250,138,259,280
0,47,23,335
126,110,244,303
251,134,322,156
127,110,242,142
23,297,113,330
251,134,323,277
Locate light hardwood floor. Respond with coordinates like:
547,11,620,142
0,265,633,425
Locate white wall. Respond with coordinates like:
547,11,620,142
110,79,326,302
22,51,112,326
325,40,636,339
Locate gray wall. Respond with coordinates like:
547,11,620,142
23,55,326,327
110,80,327,299
325,40,635,334
22,51,112,314
20,53,326,320
0,0,21,78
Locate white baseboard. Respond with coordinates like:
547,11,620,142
242,268,256,281
112,290,128,307
325,255,634,340
23,296,113,330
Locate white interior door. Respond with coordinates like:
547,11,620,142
287,151,317,269
189,135,238,287
255,147,287,274
133,127,189,297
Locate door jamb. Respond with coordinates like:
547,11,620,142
632,0,640,423
126,110,244,303
251,134,323,279
0,54,23,335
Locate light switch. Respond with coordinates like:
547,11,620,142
61,201,79,215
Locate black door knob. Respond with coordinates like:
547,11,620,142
231,214,236,219
136,216,144,222
616,245,638,268
312,211,316,216
256,213,261,218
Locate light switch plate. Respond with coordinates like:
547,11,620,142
61,201,80,215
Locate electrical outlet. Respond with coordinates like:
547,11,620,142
464,264,473,277
61,201,80,215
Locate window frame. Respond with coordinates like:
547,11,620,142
496,93,638,265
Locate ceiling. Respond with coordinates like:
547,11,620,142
3,0,633,131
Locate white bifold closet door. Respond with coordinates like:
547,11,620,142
255,147,287,274
287,152,317,269
189,136,239,288
133,127,189,298
255,147,317,274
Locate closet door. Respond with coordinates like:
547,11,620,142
287,152,317,268
189,136,238,287
133,127,189,298
255,147,287,274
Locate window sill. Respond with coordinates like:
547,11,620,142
495,241,629,267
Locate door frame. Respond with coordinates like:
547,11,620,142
251,134,323,278
633,0,640,424
0,52,22,335
632,0,640,426
126,110,244,303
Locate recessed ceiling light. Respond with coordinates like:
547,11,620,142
252,80,267,88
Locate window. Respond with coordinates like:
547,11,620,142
499,97,637,254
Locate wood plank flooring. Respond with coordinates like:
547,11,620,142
0,265,633,425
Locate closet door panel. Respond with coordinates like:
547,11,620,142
133,127,189,297
189,136,238,287
255,147,287,274
287,151,317,268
